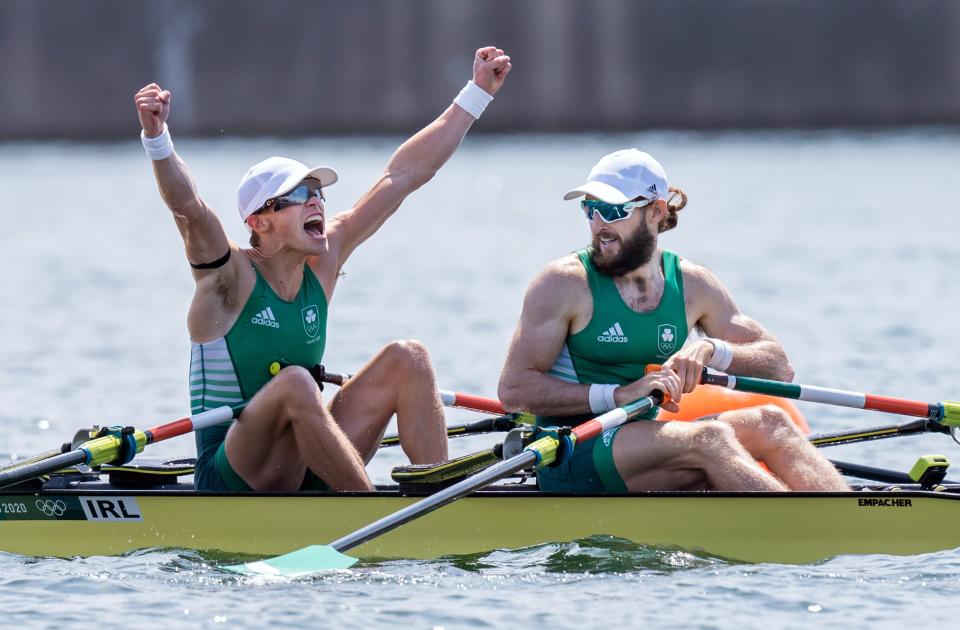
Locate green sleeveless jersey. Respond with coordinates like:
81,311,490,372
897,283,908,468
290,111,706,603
189,264,328,487
544,248,688,422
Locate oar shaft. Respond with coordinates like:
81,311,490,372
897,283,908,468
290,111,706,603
439,391,506,414
0,450,87,488
0,405,240,490
809,418,945,448
330,450,539,553
381,414,520,447
701,372,943,419
147,405,238,443
331,392,662,554
303,364,507,415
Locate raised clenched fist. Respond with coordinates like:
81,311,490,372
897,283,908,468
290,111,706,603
134,83,172,138
472,46,512,96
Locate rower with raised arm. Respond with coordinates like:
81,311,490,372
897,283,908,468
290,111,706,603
134,46,512,492
498,149,848,493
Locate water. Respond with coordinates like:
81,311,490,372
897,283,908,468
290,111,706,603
1,129,959,626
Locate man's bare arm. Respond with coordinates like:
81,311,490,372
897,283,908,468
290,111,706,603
499,261,683,416
326,46,511,268
687,264,795,382
134,83,234,272
497,264,596,416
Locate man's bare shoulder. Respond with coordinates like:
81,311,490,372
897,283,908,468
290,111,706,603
192,246,254,311
528,253,588,296
678,256,724,295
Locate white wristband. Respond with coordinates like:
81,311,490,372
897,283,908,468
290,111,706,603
588,384,619,414
705,338,734,371
453,80,493,119
141,123,174,160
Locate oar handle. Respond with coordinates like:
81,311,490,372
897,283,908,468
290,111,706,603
532,391,665,468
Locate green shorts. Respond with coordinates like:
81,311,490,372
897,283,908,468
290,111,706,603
193,442,330,492
535,425,628,494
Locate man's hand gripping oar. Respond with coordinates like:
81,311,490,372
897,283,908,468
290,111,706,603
223,389,670,577
0,405,243,489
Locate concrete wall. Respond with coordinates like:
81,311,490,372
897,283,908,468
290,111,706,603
2,0,959,139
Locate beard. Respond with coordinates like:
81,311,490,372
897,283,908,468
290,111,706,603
590,221,657,277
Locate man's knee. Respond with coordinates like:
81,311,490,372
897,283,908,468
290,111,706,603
755,404,800,437
380,339,434,375
689,420,740,455
268,366,323,414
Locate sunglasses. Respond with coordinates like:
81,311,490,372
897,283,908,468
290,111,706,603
263,180,325,212
581,198,653,223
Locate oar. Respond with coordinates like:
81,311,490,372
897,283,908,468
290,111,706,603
697,369,960,425
809,418,949,448
224,390,667,576
270,362,509,415
0,405,241,489
829,459,959,485
379,413,523,447
646,363,960,427
0,445,70,475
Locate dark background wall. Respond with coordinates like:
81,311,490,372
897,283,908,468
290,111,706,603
1,0,959,139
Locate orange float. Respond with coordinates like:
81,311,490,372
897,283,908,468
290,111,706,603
656,385,810,434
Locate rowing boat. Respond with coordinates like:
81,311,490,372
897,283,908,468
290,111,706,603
2,461,959,564
2,372,958,571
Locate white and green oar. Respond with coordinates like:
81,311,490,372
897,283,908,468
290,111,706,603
224,390,667,577
698,370,960,423
0,405,242,489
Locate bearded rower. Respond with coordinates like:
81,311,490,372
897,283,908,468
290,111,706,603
134,46,512,492
498,149,848,493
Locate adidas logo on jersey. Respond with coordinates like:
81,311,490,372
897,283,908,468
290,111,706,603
597,322,628,343
251,307,280,329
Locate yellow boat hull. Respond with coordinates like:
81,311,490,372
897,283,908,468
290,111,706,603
1,487,956,564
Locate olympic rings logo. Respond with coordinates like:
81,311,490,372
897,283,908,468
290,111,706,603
35,499,67,517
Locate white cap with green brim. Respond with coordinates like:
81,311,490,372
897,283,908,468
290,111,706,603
563,148,668,203
237,156,338,222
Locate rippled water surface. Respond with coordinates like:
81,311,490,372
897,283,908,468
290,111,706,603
1,130,959,627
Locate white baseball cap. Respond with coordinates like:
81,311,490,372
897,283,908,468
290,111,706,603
237,156,338,221
563,149,668,203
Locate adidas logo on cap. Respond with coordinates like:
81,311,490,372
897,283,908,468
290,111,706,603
251,307,280,329
597,322,628,343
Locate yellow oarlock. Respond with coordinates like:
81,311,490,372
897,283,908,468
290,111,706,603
908,454,950,489
941,401,960,427
81,430,148,467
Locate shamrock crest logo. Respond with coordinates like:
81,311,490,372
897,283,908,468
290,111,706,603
657,323,678,355
302,305,321,338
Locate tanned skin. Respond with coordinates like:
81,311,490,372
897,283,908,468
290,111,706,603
499,196,848,492
136,47,512,491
